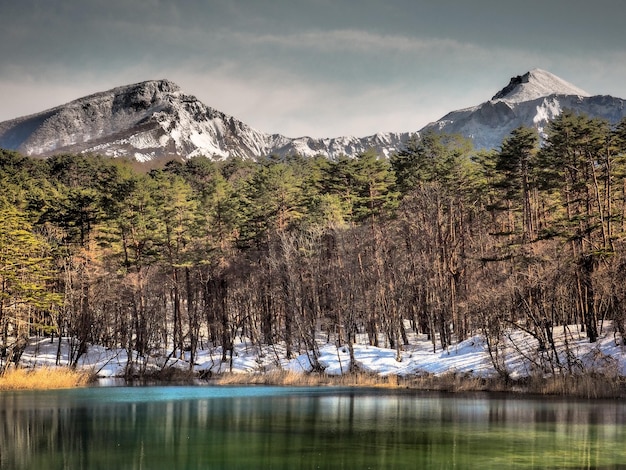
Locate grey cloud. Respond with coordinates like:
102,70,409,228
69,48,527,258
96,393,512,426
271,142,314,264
1,0,625,136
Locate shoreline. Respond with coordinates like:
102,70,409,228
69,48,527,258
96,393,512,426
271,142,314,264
3,366,625,399
209,369,626,399
112,369,626,399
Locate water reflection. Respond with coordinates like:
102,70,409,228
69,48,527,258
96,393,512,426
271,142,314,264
1,387,625,469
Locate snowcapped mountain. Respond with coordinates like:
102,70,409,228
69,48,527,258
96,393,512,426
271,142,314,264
0,80,408,161
1,69,625,161
423,68,626,149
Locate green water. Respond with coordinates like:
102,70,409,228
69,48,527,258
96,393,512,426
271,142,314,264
1,386,625,469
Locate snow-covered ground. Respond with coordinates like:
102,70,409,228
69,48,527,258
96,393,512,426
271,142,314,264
18,321,626,380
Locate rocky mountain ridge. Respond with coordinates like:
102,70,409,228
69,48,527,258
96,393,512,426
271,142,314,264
0,80,407,161
1,69,625,161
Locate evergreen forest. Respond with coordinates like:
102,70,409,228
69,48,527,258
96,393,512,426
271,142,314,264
2,111,626,379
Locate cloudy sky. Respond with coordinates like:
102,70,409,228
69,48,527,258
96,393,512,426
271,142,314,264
1,0,625,138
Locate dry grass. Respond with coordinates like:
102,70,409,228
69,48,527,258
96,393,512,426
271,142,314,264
212,369,497,390
215,370,322,386
330,372,403,388
213,369,405,388
212,369,626,398
402,372,497,392
522,373,626,399
0,367,94,391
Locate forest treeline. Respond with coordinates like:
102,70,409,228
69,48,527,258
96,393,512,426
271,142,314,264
2,110,626,377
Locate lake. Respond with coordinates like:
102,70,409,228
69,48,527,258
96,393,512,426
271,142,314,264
1,385,625,469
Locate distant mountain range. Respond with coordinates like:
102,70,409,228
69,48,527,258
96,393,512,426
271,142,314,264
1,69,625,161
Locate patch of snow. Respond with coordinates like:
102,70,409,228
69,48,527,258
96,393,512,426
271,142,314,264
533,97,563,126
18,321,626,381
128,131,162,149
189,131,225,156
133,152,153,163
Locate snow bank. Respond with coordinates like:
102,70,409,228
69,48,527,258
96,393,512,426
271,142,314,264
17,322,626,380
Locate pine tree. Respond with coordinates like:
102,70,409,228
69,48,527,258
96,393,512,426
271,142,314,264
351,150,399,222
0,206,61,370
495,126,539,240
390,131,474,194
239,159,304,248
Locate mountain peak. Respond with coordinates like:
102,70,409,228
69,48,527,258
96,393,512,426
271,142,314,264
491,68,590,103
64,79,182,108
114,79,181,95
